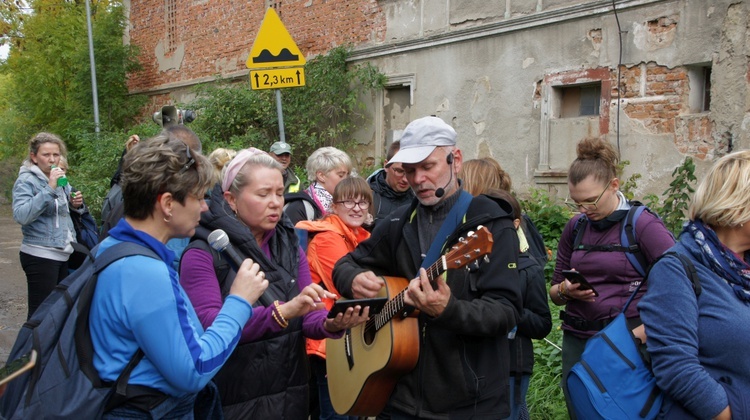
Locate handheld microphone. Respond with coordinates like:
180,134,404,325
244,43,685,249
434,153,455,198
208,229,272,307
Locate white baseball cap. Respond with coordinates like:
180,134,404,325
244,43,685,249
386,116,456,167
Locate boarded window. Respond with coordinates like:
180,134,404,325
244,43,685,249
559,84,601,118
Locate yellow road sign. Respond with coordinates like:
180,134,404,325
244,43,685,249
250,67,306,90
247,8,306,70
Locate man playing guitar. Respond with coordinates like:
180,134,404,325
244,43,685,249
332,116,522,419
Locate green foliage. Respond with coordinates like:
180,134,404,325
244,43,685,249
519,188,573,277
66,130,130,222
191,45,385,177
643,157,697,236
528,310,566,419
618,160,642,201
518,188,569,418
0,0,146,156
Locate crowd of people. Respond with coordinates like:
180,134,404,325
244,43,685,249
5,116,750,419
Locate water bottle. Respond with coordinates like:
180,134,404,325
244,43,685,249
51,165,68,187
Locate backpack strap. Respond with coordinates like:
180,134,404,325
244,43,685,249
571,204,651,277
653,251,702,297
621,204,648,277
76,242,160,388
91,242,160,273
571,215,588,252
623,250,702,312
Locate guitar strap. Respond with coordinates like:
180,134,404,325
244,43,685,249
420,190,473,270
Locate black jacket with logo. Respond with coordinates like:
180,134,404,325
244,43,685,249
333,193,522,419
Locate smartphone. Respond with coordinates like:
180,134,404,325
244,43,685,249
0,350,37,387
562,270,599,296
327,297,388,319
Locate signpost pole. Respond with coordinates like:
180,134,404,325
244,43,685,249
275,89,286,143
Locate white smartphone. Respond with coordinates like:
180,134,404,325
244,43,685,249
0,350,37,387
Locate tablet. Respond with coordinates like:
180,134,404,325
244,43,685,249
327,297,388,319
0,349,37,387
562,269,599,297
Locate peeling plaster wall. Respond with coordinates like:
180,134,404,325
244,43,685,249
126,0,750,198
351,0,750,197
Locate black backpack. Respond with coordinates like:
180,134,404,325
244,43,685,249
0,242,165,419
571,202,663,277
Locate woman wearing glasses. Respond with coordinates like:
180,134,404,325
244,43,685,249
295,177,373,420
179,148,368,419
550,137,674,417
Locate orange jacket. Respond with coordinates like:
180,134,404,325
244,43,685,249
296,215,370,358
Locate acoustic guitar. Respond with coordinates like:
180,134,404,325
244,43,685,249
326,226,494,416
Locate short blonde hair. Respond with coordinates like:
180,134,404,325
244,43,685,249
305,147,352,181
208,147,237,183
689,150,750,227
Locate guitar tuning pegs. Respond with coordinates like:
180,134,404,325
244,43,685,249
483,255,490,263
468,230,475,237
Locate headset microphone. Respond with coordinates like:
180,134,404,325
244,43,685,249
434,153,454,198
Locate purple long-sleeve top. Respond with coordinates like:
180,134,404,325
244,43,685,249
180,241,342,344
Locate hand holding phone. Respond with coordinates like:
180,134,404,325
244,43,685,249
562,269,599,297
327,297,388,319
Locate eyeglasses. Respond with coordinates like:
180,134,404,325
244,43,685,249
565,179,613,211
388,166,406,177
179,144,196,175
336,200,370,210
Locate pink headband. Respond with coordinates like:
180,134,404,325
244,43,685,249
221,147,266,192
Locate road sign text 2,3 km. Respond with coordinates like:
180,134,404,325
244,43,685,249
247,8,306,90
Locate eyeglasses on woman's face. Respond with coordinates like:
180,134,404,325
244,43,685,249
565,179,613,211
335,200,370,210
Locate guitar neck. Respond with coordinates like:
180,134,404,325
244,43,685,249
377,257,446,326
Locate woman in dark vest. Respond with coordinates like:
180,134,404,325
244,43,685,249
179,148,368,419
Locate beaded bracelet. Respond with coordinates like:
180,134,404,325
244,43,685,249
272,300,289,328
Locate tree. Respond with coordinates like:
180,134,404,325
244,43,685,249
0,0,145,156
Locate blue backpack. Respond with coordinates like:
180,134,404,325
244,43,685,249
0,242,163,419
566,252,701,419
70,209,99,251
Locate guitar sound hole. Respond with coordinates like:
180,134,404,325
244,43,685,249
363,323,376,345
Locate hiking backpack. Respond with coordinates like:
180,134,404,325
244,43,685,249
566,252,701,420
571,202,660,277
0,242,162,419
70,208,99,251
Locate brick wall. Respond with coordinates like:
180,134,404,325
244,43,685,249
127,0,385,94
618,62,712,152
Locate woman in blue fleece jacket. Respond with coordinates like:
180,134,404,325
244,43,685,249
639,150,750,420
89,133,269,418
